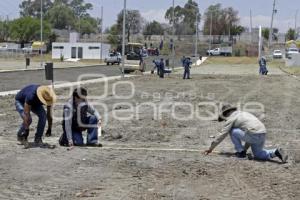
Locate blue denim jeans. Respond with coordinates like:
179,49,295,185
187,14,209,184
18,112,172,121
71,115,99,145
15,100,46,139
230,128,276,160
183,68,190,79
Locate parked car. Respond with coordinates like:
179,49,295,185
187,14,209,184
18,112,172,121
22,46,32,53
0,44,8,51
273,50,282,59
286,48,299,59
206,47,232,56
104,52,121,65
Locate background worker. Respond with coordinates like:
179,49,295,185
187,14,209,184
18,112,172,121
183,57,192,79
15,84,56,148
152,59,160,75
159,58,165,78
259,56,268,75
59,87,102,148
204,104,288,163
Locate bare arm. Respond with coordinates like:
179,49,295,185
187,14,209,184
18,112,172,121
23,103,31,129
45,106,53,136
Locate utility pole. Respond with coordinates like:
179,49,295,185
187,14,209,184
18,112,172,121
268,0,276,48
40,0,43,67
195,13,198,58
209,12,212,56
250,9,253,43
121,0,126,78
172,0,175,70
295,10,298,39
100,4,103,62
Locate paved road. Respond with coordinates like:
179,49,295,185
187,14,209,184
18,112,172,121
0,65,124,91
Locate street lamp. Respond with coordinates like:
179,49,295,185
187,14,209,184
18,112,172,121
40,0,43,67
172,0,175,70
121,0,126,78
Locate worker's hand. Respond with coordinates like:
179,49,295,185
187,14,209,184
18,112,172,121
97,119,101,127
204,149,212,155
45,128,52,137
67,141,74,150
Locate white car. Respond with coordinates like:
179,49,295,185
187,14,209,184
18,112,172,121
273,50,282,59
286,48,299,59
0,44,8,51
104,52,121,65
22,46,32,53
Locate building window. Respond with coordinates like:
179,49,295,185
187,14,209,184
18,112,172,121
53,46,64,49
89,46,100,50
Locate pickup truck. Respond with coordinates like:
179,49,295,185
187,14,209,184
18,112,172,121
206,47,232,56
104,52,121,65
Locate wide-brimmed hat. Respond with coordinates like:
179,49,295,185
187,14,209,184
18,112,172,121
37,86,57,106
218,104,237,122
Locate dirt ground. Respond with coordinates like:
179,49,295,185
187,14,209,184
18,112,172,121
0,64,300,199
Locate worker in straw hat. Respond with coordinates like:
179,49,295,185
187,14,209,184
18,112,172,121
15,84,56,148
204,103,288,163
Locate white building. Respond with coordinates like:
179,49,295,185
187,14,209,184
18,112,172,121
52,42,110,60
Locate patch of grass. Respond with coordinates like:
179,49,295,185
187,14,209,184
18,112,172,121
205,56,258,65
280,66,300,75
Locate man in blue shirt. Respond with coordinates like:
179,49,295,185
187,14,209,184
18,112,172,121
183,57,192,79
159,58,165,78
259,56,268,75
15,84,56,148
59,87,102,148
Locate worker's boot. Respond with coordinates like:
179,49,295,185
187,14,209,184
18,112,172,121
17,129,29,149
235,150,246,158
34,137,44,147
275,148,288,163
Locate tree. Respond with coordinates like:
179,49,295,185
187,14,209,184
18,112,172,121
19,0,53,18
75,16,98,35
286,28,296,41
117,10,142,42
107,24,121,46
9,17,51,44
69,0,93,17
45,2,76,29
143,21,164,39
165,0,201,35
0,20,10,42
262,28,269,40
203,4,240,36
262,28,278,41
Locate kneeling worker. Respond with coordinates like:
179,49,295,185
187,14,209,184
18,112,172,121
204,104,288,163
15,84,56,148
59,87,102,147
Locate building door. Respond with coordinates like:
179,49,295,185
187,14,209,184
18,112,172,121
78,47,83,59
71,47,77,58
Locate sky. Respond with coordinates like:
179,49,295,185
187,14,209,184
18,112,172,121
0,0,299,33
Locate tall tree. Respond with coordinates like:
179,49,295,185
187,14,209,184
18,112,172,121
69,0,93,17
0,19,10,42
203,4,240,36
45,1,76,29
19,0,53,18
165,0,201,35
286,28,296,41
9,17,51,43
117,9,142,42
143,21,164,39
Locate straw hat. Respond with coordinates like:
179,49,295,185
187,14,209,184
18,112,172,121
37,86,57,106
218,103,237,122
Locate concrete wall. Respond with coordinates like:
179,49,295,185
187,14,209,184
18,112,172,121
52,42,110,60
